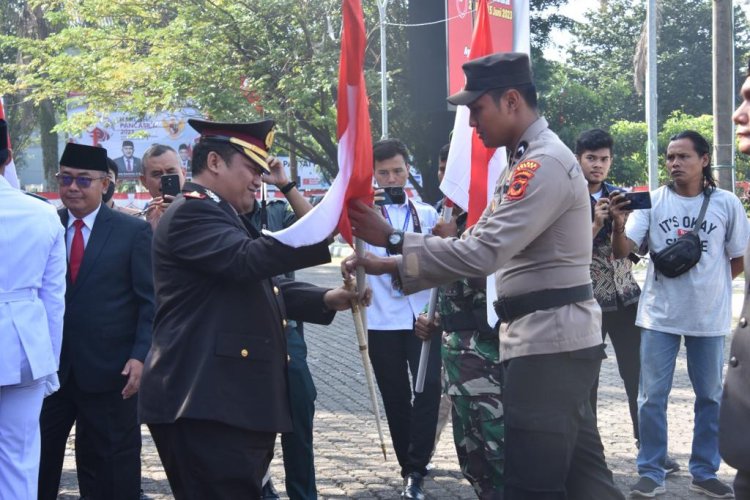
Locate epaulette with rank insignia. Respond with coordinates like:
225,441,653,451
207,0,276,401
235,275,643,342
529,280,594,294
24,191,51,203
184,191,207,200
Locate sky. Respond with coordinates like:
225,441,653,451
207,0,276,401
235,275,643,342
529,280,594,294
544,0,598,62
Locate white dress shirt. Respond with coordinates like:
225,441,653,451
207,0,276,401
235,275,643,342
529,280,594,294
66,204,101,260
364,199,438,330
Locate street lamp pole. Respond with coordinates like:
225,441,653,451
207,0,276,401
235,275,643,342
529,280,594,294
646,0,659,190
378,0,389,139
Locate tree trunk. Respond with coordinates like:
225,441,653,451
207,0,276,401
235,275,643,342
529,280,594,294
38,99,58,189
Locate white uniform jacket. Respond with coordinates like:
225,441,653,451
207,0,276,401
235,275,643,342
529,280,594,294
0,175,66,386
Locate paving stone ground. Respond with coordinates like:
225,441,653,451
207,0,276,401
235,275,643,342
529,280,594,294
57,260,743,499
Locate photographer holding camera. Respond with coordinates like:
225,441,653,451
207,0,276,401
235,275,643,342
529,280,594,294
363,138,439,500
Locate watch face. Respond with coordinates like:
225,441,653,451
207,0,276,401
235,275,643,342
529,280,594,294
389,232,402,244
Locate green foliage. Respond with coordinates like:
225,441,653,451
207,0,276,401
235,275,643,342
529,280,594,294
1,0,568,191
561,0,750,126
606,112,750,187
609,120,648,187
658,112,713,151
1,0,381,178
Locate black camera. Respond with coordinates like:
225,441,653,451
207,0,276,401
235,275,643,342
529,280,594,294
374,186,406,206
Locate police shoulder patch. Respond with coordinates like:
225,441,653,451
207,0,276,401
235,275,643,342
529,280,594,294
505,160,541,201
184,191,206,199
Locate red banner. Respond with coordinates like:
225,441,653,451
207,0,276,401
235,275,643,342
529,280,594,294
446,0,514,98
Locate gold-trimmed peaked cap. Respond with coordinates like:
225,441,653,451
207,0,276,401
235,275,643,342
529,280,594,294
188,118,275,174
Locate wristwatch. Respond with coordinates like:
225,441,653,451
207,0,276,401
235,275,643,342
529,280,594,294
386,230,404,255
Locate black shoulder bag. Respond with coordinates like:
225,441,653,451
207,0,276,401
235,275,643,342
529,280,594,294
649,188,712,278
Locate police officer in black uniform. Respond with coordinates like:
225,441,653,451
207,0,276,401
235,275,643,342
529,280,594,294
138,119,358,499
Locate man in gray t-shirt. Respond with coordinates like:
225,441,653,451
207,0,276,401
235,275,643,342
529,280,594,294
612,130,749,499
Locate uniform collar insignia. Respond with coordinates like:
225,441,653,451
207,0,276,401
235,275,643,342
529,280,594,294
204,188,221,203
515,141,529,158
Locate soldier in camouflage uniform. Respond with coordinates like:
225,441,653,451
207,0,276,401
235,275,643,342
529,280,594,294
417,210,504,499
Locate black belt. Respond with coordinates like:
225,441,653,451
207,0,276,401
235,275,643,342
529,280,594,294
493,284,593,324
441,308,494,335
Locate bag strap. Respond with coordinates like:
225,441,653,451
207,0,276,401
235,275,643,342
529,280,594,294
691,188,713,234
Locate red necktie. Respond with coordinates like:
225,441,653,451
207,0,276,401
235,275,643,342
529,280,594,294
70,219,85,283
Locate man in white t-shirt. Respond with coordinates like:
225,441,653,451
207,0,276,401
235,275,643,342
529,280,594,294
612,130,749,499
364,138,439,500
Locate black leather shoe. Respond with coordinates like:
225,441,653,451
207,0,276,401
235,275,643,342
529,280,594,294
402,472,425,500
261,478,281,499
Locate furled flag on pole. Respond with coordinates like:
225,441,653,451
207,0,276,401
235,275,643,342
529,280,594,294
440,0,502,227
268,0,373,247
0,97,20,189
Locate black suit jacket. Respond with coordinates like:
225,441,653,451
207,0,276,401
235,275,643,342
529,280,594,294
139,182,335,433
58,204,154,393
720,244,750,471
114,156,143,176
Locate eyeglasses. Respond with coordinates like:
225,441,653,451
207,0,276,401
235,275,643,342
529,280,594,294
55,173,106,188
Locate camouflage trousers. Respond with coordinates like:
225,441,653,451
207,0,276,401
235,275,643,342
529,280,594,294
451,393,504,499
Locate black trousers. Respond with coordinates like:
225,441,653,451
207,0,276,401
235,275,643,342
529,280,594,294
735,470,750,499
503,345,625,500
149,418,275,500
589,303,641,441
280,325,317,499
368,329,442,477
38,377,141,500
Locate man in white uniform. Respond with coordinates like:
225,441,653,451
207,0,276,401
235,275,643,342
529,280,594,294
0,128,66,498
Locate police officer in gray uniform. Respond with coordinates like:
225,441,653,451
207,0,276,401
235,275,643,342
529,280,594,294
720,58,750,498
345,52,624,500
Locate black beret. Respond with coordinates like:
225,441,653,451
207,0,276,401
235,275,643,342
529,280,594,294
59,142,109,172
447,52,533,106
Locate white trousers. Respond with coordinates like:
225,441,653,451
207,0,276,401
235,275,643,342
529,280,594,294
0,378,46,500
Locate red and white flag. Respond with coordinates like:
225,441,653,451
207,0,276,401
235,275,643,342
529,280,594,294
440,0,530,227
0,97,20,189
269,0,372,246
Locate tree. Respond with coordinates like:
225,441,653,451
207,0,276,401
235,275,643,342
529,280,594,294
607,112,750,188
609,120,648,186
1,0,392,178
565,0,750,125
1,0,572,196
0,0,54,178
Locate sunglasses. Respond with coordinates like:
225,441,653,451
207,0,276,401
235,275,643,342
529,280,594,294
56,173,106,188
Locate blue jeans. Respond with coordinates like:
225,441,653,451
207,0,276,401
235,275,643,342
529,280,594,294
636,329,725,484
